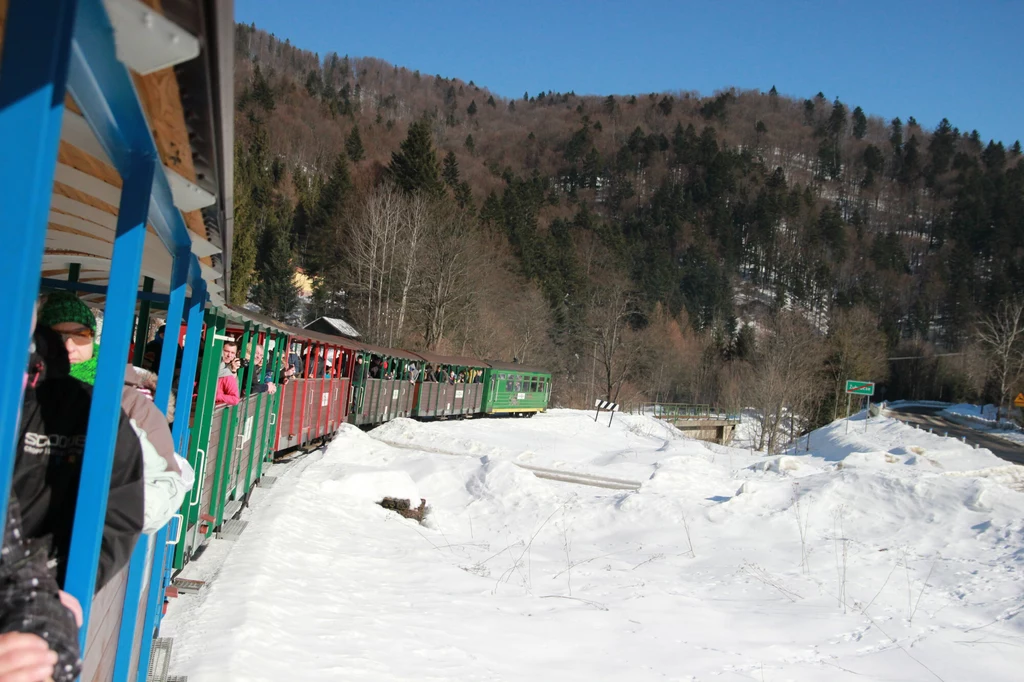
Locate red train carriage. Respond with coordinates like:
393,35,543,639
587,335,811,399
274,327,359,451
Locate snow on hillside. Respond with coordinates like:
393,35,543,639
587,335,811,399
163,410,1024,681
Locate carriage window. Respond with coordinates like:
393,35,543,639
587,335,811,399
530,379,538,392
505,380,514,392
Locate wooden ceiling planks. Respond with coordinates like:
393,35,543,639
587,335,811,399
53,181,118,217
130,0,211,247
4,0,221,302
58,140,122,188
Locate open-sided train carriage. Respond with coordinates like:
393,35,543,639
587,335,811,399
411,351,487,418
348,343,422,426
0,0,234,679
272,326,358,452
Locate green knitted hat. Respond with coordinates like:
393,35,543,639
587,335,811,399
39,291,96,332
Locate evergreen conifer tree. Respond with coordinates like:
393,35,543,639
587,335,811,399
305,153,353,276
487,95,496,108
467,99,478,116
252,208,299,320
464,134,475,154
386,119,444,195
345,125,365,162
252,65,275,112
852,106,867,139
455,181,473,211
442,150,460,187
305,69,322,98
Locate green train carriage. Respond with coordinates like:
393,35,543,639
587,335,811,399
481,362,552,416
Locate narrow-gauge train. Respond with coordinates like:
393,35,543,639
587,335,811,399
0,2,550,681
175,306,552,571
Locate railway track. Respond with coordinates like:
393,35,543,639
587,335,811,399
371,436,642,491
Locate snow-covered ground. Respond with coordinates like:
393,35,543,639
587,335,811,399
163,410,1024,681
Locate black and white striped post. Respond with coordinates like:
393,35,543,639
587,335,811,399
594,399,620,427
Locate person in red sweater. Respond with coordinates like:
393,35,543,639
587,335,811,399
215,338,241,406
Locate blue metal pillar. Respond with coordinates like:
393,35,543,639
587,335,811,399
155,252,189,413
64,153,156,643
110,535,150,681
173,284,206,454
0,0,78,533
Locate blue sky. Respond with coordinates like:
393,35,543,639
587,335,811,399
237,0,1023,145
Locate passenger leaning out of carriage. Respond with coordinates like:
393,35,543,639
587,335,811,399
18,317,145,596
407,364,420,384
279,348,302,386
241,343,277,396
38,292,189,534
1,316,83,682
215,338,242,406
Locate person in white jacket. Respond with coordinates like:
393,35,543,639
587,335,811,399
121,365,192,533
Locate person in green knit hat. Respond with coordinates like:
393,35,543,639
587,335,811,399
38,292,98,385
39,291,191,533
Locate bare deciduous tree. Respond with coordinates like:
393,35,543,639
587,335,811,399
747,313,826,453
588,278,645,403
825,305,889,420
349,182,406,345
416,201,474,350
976,299,1024,420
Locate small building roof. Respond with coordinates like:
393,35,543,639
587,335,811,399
304,316,361,339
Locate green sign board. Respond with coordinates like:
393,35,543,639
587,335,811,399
845,380,875,396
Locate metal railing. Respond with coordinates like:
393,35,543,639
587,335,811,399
640,403,741,422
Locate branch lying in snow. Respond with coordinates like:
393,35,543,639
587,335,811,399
540,595,609,611
494,499,574,595
551,550,623,578
910,559,937,624
630,553,665,571
741,562,803,602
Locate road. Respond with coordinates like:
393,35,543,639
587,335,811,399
887,405,1024,466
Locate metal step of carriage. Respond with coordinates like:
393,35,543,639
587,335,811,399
146,638,174,682
217,518,248,541
222,499,243,520
170,578,205,595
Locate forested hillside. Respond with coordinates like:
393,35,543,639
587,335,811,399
231,23,1024,436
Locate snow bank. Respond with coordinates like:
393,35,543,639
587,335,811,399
944,403,999,422
163,409,1024,682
